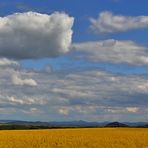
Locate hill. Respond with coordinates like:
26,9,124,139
105,122,129,127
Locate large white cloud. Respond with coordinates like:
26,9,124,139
0,11,74,59
72,39,148,65
90,11,148,33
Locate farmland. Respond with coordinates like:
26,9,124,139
0,128,147,148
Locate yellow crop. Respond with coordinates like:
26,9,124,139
0,128,147,148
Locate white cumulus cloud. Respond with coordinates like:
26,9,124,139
0,58,18,66
72,39,148,65
58,107,70,115
126,107,139,113
0,11,74,59
12,74,37,86
90,11,148,33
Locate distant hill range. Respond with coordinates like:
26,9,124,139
0,120,147,130
0,120,107,127
105,122,129,127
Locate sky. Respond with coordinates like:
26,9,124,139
0,0,148,122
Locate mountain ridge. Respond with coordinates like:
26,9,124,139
0,120,147,128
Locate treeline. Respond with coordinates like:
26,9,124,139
0,125,50,130
0,125,99,130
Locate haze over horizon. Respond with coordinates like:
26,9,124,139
0,0,148,122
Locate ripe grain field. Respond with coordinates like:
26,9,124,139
0,128,147,148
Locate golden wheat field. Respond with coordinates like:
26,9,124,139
0,128,147,148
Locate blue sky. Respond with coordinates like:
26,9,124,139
0,0,148,122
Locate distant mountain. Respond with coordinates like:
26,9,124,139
0,120,17,124
0,120,147,128
7,121,50,126
123,122,148,127
49,120,108,127
0,120,48,126
0,120,108,127
105,122,129,127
